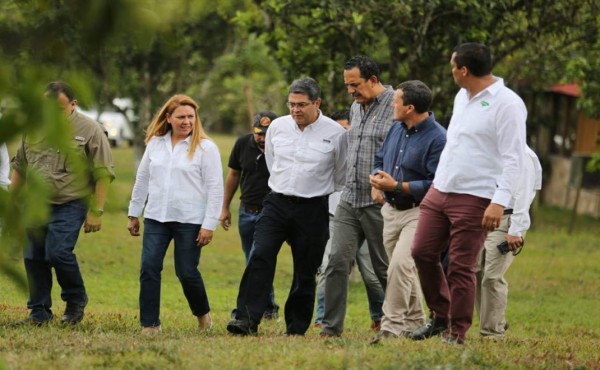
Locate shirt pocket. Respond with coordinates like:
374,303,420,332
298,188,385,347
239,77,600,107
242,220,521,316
301,141,334,174
271,137,296,172
61,141,87,173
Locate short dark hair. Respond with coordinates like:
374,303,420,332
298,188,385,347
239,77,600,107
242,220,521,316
396,80,432,114
453,43,492,77
288,77,321,102
344,55,381,82
330,109,350,122
45,81,76,101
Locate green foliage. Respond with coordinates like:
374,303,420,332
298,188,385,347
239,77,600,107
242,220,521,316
191,34,287,133
586,152,600,172
234,0,599,121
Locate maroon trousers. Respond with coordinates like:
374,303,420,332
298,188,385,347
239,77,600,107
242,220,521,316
411,187,489,341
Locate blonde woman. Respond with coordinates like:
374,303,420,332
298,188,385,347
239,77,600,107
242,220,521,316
127,95,223,333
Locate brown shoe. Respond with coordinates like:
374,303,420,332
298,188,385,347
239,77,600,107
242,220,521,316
141,325,162,335
197,313,212,330
370,319,382,332
369,330,398,345
314,322,322,329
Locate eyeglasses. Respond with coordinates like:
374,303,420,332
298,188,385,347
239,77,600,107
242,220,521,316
286,101,313,109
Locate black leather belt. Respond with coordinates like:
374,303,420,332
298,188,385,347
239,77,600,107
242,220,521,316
503,208,513,215
388,201,420,211
241,204,262,213
273,192,327,204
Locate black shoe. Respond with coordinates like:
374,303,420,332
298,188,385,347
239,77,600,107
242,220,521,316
61,298,87,325
409,319,447,340
13,316,52,327
283,331,304,336
226,318,257,336
263,309,279,320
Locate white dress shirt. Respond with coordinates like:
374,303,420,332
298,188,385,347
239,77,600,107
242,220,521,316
507,147,542,237
265,112,347,198
128,132,223,230
328,191,341,216
433,77,527,207
0,143,10,189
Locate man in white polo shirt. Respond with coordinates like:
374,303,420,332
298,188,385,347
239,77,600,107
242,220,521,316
410,42,527,344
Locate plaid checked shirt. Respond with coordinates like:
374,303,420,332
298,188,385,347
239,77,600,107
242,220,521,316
340,86,395,208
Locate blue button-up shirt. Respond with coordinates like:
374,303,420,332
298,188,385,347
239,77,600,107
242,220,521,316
373,112,447,205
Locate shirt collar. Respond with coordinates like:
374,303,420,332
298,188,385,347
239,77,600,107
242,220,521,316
365,86,394,107
162,130,191,144
400,112,436,133
483,76,505,96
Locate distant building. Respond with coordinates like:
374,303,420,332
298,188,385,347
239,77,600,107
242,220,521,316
526,83,600,217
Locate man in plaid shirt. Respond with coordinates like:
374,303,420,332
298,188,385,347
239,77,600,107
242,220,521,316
321,55,395,337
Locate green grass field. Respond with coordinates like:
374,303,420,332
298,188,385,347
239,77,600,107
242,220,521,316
1,134,599,369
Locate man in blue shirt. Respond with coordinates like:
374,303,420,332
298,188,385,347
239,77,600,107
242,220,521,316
369,80,446,343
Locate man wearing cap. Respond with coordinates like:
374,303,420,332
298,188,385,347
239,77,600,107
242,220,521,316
220,111,280,319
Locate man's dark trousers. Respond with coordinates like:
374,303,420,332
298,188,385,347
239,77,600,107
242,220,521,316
235,192,329,334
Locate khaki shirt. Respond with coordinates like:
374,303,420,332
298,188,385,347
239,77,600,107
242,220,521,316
12,111,115,204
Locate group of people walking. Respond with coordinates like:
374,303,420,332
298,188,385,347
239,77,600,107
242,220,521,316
7,42,541,345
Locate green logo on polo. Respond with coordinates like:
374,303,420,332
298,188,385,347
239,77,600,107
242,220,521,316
481,101,490,107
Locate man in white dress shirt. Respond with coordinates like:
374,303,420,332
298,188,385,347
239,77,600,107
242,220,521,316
476,147,542,338
409,42,527,344
227,77,347,336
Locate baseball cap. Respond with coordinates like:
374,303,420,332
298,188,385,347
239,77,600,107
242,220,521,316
253,111,278,134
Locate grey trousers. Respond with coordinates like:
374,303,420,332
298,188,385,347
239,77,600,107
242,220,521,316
321,201,389,336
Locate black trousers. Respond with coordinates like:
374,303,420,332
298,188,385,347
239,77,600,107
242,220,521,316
235,192,329,334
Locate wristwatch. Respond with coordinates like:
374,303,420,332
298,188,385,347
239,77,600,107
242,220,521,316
90,209,104,217
395,181,403,193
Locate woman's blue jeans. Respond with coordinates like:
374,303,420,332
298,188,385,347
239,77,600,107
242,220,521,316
139,218,210,327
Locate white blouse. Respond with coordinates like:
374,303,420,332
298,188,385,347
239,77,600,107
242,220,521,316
128,132,223,230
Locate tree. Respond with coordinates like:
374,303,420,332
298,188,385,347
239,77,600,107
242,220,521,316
236,0,599,122
0,0,246,282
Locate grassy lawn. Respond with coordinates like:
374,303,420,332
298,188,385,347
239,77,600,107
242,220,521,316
1,134,599,369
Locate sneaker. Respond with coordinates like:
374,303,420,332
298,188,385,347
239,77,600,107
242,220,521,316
226,318,257,336
61,298,88,325
409,318,447,340
197,312,212,330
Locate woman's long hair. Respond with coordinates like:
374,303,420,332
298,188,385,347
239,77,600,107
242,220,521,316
144,94,210,159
